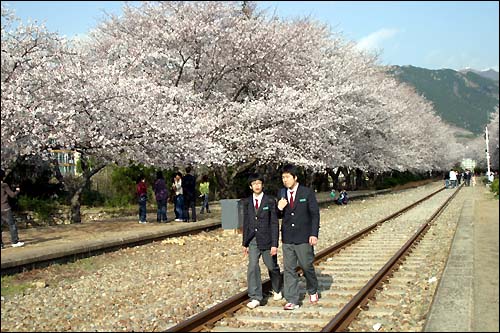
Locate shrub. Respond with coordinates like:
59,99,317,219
376,171,426,190
81,189,106,206
105,194,135,208
109,164,157,206
490,178,499,196
17,195,58,221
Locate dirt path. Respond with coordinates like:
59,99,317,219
473,185,499,332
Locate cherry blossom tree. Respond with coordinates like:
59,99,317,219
1,6,67,167
2,1,468,210
89,1,350,195
487,108,499,170
2,6,172,220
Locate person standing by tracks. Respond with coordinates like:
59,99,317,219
172,172,184,222
1,169,24,248
277,164,320,310
136,175,148,224
242,173,283,309
199,174,211,214
182,166,197,222
154,171,168,223
449,169,457,188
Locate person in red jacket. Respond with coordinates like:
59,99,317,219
137,175,148,224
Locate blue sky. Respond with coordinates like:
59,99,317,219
2,1,498,71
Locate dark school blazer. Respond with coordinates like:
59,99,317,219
277,184,320,244
242,194,279,250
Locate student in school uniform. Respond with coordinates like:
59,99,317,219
242,173,283,309
277,164,320,310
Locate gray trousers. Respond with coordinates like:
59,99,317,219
1,209,19,245
282,243,318,304
247,238,281,302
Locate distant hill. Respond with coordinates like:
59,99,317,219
387,65,499,135
459,68,499,81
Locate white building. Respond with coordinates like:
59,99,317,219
50,149,81,176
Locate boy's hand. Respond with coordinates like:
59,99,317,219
243,247,249,256
277,198,288,210
309,236,318,246
270,247,278,256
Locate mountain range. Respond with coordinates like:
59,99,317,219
387,65,499,135
459,68,499,81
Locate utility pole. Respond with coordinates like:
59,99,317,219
485,125,491,181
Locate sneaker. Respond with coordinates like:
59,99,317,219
11,241,25,248
246,299,260,309
283,302,299,310
174,219,183,222
309,292,319,303
272,290,283,301
139,221,147,224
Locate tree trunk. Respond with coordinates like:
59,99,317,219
214,166,232,199
70,187,84,223
355,168,365,190
303,169,315,188
316,171,329,192
213,160,257,199
367,171,376,189
338,166,350,190
326,167,342,190
69,156,107,223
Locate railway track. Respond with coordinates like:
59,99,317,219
166,184,462,332
2,186,393,276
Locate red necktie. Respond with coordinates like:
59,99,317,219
255,198,259,210
289,191,294,209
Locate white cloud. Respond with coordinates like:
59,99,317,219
484,66,499,72
356,28,399,52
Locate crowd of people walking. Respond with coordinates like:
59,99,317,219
444,169,475,188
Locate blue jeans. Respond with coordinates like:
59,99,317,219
138,196,147,222
1,209,20,245
200,194,210,213
174,195,184,220
156,199,167,222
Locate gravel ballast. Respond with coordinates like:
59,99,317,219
1,182,462,331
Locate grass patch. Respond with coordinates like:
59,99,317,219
1,257,104,298
1,275,32,297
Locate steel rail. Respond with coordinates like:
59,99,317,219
166,186,447,332
320,184,462,332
